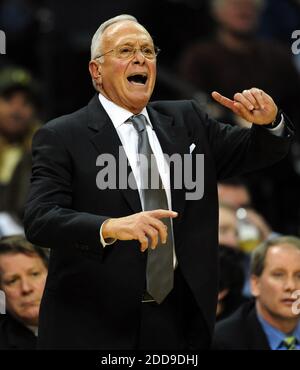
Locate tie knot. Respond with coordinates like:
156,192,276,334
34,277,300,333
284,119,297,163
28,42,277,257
282,335,297,350
131,114,147,133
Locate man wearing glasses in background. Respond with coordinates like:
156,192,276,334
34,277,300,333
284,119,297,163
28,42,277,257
24,14,293,349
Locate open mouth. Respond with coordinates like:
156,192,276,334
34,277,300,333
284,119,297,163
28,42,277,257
127,73,148,85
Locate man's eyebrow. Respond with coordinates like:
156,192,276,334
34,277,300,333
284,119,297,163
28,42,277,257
3,273,19,280
270,268,285,271
118,41,134,45
27,267,41,273
117,39,153,45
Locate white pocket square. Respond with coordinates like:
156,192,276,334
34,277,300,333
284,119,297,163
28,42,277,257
189,143,196,153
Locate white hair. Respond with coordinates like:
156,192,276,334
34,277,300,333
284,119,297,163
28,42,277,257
90,14,139,61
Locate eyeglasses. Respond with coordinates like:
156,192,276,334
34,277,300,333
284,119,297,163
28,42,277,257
95,45,161,60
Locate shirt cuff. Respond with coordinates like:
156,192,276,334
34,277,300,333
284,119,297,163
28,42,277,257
265,114,284,137
100,219,117,248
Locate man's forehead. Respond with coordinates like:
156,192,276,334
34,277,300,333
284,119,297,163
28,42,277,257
265,244,300,268
0,253,42,272
102,21,153,45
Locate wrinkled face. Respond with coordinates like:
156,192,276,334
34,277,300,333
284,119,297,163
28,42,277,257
89,21,157,114
0,92,35,140
251,244,300,323
0,253,47,326
214,0,261,35
219,207,239,248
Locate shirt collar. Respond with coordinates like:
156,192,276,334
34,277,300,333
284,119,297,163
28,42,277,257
26,325,38,336
98,93,152,129
257,311,300,350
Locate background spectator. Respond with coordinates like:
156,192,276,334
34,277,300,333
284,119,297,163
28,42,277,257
214,236,300,349
0,67,41,224
0,235,48,349
217,245,246,321
219,203,239,249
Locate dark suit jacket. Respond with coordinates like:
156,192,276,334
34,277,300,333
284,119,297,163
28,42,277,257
0,314,37,350
213,300,270,350
24,95,293,349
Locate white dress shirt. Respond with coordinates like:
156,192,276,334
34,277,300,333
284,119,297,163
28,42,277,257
98,93,177,267
98,94,172,209
266,117,285,136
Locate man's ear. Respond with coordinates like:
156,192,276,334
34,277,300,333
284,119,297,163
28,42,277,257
89,60,102,85
250,274,260,298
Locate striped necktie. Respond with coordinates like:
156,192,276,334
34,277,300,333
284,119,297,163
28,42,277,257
130,114,174,304
282,336,297,350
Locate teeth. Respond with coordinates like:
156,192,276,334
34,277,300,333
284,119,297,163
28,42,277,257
127,73,148,85
131,81,144,85
128,73,147,77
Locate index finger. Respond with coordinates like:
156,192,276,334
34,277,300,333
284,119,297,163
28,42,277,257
211,91,235,110
147,209,178,219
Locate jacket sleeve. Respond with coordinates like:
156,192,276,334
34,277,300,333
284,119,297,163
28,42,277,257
24,125,108,253
190,100,294,180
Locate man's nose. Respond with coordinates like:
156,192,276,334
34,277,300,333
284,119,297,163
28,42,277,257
284,277,297,291
132,49,145,64
20,278,34,294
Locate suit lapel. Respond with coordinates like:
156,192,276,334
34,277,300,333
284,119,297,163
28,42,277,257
147,106,188,219
6,315,36,349
86,96,188,218
87,95,142,213
246,302,271,350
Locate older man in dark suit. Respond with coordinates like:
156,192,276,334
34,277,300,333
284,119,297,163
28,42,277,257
24,14,293,349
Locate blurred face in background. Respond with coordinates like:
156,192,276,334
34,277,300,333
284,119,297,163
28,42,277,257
0,252,47,326
218,183,251,209
89,20,157,114
213,0,263,36
219,206,239,248
251,244,300,331
0,91,35,142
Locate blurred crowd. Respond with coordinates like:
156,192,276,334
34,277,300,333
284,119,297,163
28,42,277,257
0,0,300,350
